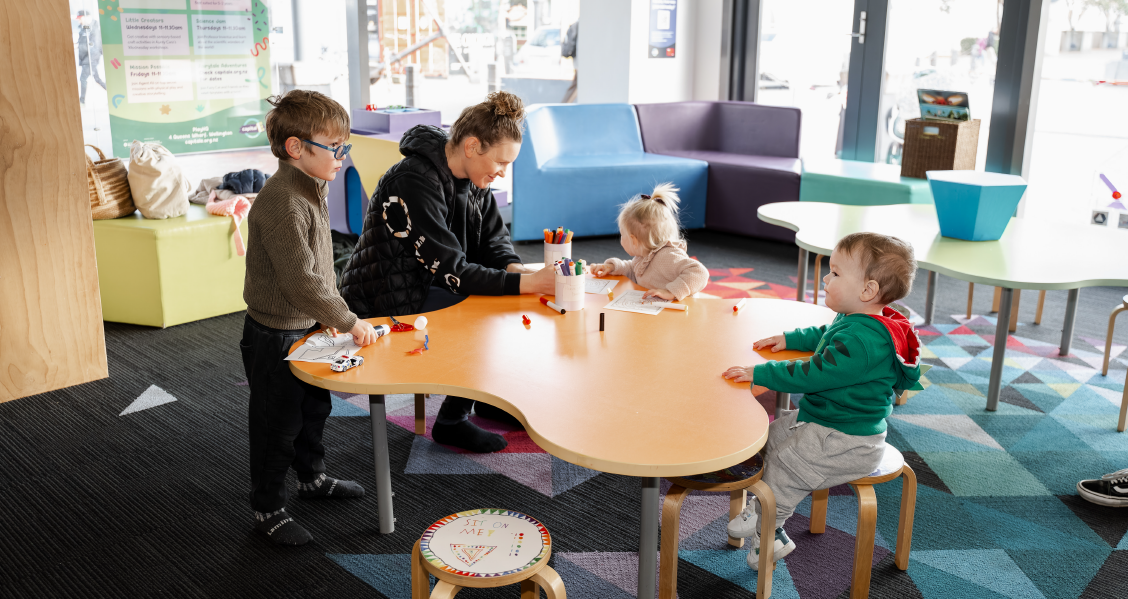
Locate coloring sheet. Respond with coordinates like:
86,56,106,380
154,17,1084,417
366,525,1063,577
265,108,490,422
602,289,667,315
585,277,618,295
284,332,362,363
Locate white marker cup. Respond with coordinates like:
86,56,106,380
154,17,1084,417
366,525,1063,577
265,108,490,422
544,242,572,268
554,271,586,311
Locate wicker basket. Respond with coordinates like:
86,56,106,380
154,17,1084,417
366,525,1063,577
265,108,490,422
900,119,981,179
85,144,135,220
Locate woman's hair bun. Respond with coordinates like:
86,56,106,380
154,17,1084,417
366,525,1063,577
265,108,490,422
487,91,525,120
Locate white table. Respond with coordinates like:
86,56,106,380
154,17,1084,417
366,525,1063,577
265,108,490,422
759,202,1128,410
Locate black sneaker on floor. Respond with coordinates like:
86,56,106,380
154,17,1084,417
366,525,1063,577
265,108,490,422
474,402,522,427
1078,468,1128,507
254,509,313,545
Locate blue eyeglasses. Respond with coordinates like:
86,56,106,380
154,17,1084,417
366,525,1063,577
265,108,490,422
302,139,352,159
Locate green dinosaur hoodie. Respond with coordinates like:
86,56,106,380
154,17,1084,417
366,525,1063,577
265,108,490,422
753,305,922,436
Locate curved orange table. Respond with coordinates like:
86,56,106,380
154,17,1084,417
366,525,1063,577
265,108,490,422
290,278,836,597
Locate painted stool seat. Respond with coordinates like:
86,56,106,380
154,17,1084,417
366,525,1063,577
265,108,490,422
411,508,566,598
662,454,778,598
1101,294,1128,432
809,444,917,599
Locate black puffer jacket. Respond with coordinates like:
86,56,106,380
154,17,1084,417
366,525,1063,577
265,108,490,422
339,125,522,318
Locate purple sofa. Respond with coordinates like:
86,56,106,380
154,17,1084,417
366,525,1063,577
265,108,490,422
634,101,802,241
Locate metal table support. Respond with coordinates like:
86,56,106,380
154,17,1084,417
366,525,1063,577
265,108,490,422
796,248,809,302
924,271,938,324
638,477,659,599
1060,288,1080,356
369,394,395,534
986,288,1013,411
776,392,791,419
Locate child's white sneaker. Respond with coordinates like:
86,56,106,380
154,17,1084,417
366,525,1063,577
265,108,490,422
747,527,796,571
727,497,759,538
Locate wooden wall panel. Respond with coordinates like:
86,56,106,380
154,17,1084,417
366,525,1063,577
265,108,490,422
0,1,108,402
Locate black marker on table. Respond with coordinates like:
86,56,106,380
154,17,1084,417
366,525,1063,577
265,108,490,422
599,312,605,332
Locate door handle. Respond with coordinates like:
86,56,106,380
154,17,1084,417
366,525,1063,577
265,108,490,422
849,10,867,44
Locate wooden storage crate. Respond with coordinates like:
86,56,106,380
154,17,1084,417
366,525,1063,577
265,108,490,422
900,118,981,179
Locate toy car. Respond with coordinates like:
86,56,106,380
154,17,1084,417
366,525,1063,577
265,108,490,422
330,354,364,373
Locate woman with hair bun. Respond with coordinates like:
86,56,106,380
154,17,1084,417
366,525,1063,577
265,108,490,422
340,91,554,453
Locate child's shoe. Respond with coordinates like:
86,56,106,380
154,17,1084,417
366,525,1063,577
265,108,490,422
747,527,796,571
1077,468,1128,507
727,497,759,538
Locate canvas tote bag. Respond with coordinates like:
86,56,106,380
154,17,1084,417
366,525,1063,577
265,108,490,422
127,140,191,219
85,144,135,219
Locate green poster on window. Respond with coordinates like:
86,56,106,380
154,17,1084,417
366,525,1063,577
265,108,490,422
96,0,272,158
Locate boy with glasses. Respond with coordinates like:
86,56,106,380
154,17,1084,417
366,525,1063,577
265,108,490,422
241,90,377,545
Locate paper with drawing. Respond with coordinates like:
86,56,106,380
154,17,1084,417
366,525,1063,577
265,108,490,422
602,289,668,315
585,277,618,295
284,332,362,363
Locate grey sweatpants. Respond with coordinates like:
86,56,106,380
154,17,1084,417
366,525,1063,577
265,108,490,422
755,410,887,527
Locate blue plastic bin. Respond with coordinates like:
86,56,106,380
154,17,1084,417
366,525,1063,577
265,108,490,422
926,170,1028,241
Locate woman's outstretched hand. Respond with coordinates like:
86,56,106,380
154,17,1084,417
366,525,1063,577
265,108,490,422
519,265,557,295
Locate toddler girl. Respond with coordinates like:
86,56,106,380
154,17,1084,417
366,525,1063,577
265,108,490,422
590,183,708,301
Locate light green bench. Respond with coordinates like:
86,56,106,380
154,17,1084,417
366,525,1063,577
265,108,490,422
800,159,933,205
92,204,247,327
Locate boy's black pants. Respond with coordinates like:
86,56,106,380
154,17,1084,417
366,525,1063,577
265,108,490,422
240,315,330,513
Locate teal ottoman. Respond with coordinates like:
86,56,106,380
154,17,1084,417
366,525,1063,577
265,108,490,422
800,159,933,205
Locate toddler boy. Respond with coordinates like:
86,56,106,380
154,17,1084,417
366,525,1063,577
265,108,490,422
242,90,380,545
722,232,922,568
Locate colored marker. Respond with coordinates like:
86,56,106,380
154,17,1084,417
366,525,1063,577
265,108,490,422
544,229,553,243
734,298,748,313
599,312,605,331
575,261,582,275
659,302,689,311
522,314,531,325
540,296,566,314
564,230,574,243
555,226,564,243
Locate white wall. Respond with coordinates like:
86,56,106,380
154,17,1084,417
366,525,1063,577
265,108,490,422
577,0,725,104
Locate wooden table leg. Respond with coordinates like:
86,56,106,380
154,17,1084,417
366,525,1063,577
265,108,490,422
987,288,1013,411
415,393,426,435
796,248,809,302
992,286,1001,313
749,480,776,599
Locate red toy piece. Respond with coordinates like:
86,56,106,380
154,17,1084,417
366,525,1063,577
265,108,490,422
407,347,425,355
522,315,531,325
1115,191,1123,200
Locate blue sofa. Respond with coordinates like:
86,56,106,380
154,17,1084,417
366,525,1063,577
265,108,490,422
512,103,708,241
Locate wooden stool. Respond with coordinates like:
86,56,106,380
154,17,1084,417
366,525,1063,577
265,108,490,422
1101,295,1128,432
983,286,1046,331
411,508,565,599
809,445,916,599
661,454,777,599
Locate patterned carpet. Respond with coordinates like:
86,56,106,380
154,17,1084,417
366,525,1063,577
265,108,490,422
1,265,1126,598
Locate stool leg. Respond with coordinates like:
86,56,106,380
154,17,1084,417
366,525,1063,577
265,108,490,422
729,489,747,548
1034,290,1046,325
966,283,974,319
992,287,1001,313
896,466,917,570
520,579,539,599
809,488,829,534
1009,290,1021,333
411,540,430,599
429,581,461,599
415,393,426,435
749,480,777,599
849,484,878,599
531,566,568,599
659,484,690,599
812,255,822,305
1103,305,1127,376
895,390,909,406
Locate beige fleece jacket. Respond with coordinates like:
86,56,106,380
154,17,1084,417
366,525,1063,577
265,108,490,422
603,240,709,301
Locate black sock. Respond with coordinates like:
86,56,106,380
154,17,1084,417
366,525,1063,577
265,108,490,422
254,508,312,546
297,474,365,499
474,402,522,427
432,419,508,453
